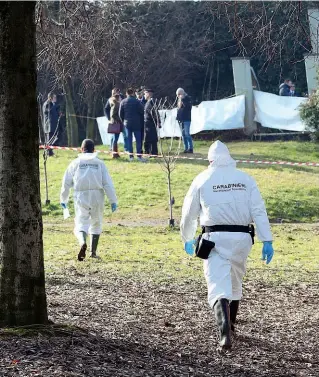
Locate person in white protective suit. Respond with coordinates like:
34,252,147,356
60,139,118,261
180,141,274,351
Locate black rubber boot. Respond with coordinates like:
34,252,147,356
90,234,100,258
213,298,232,351
230,300,239,333
77,231,87,261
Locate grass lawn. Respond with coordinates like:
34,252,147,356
41,140,319,284
44,222,319,286
41,140,319,222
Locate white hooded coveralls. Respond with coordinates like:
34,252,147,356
180,141,272,307
60,153,117,237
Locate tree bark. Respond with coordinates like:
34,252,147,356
86,93,96,140
0,2,48,326
65,80,79,146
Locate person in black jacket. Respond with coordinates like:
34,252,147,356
119,88,145,162
136,87,147,107
279,79,292,96
144,89,161,157
42,92,61,156
176,88,193,153
289,84,300,97
136,87,147,152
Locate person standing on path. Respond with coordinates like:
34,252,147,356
180,141,274,351
176,88,193,154
60,139,118,261
119,88,145,162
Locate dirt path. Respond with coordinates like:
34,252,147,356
1,272,318,376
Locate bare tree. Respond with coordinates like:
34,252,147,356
153,98,181,227
35,1,317,147
0,2,48,326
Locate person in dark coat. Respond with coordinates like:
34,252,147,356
289,84,300,97
119,88,145,162
279,79,292,96
176,88,193,153
105,88,127,156
143,89,161,157
42,92,60,156
136,87,147,152
136,87,147,107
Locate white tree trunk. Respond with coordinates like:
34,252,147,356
0,2,48,326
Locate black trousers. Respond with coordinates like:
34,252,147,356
45,131,57,156
144,140,158,156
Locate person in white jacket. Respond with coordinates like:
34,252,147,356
180,141,274,351
60,139,118,261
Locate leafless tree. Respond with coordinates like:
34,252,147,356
151,98,181,227
36,1,318,146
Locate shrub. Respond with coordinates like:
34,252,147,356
299,91,319,142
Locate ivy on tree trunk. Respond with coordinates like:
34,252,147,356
0,1,48,326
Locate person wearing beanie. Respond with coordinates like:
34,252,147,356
180,141,274,351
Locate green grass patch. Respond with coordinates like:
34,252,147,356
40,141,319,222
44,222,319,285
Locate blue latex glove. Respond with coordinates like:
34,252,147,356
184,240,195,256
61,203,67,209
262,241,274,264
111,203,118,213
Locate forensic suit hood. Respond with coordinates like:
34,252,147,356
207,140,236,167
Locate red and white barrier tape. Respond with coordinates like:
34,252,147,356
39,145,319,167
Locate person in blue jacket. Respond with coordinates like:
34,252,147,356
119,88,145,162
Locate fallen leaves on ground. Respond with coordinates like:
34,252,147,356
0,271,318,377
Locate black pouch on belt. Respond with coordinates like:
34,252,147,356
195,234,215,260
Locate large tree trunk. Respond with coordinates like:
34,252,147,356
0,2,48,326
